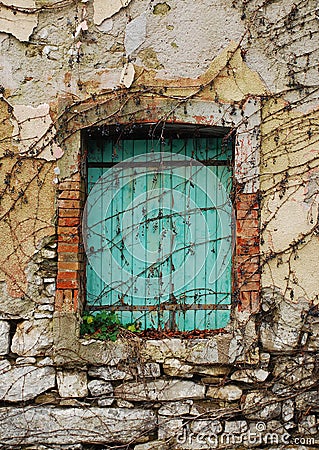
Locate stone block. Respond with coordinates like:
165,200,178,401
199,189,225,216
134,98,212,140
230,368,269,383
201,376,224,385
88,365,133,381
282,399,294,422
137,362,161,378
0,407,156,445
265,420,285,434
141,339,186,362
163,359,193,377
0,363,55,402
0,359,12,373
11,319,53,356
115,380,205,402
260,352,271,368
34,312,53,319
38,357,54,366
273,355,314,388
60,399,84,408
206,385,242,401
163,359,231,378
189,419,223,434
298,414,317,435
116,399,134,408
57,371,88,398
79,338,133,366
228,327,259,365
45,283,56,297
260,290,309,351
135,441,168,450
41,249,56,259
0,283,35,319
158,417,183,440
0,321,10,355
88,379,113,397
38,304,54,312
189,400,224,416
142,337,245,366
242,391,281,420
158,401,191,416
224,420,248,434
16,357,37,365
295,391,319,410
185,339,219,364
192,365,230,377
35,392,60,405
97,397,114,407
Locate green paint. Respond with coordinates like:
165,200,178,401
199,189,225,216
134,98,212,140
86,134,233,331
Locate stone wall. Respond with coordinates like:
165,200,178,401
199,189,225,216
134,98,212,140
0,0,319,448
1,308,319,448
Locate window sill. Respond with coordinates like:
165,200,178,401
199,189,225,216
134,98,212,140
53,311,260,368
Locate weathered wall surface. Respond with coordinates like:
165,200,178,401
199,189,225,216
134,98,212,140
0,0,319,448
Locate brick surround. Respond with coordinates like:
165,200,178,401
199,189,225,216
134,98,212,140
235,192,261,314
56,173,86,313
56,173,261,320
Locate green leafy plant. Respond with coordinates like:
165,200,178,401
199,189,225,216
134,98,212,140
81,310,140,341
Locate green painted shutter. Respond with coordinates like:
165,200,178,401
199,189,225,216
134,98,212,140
85,134,233,330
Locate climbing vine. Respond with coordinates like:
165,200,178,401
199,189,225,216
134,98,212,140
0,0,318,447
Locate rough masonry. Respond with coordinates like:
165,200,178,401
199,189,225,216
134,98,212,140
0,0,319,448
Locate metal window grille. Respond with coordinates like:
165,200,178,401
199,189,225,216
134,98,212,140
84,125,234,331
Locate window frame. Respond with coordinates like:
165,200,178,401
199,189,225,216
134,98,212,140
83,125,235,331
54,96,261,364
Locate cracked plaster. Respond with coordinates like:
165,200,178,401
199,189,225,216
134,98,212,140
12,103,63,160
93,0,133,25
0,0,37,42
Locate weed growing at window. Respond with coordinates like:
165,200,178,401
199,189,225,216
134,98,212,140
81,310,140,341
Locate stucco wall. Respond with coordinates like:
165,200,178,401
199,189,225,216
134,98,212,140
0,0,319,448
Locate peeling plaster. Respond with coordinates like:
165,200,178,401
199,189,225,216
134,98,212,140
96,19,114,33
208,42,266,102
0,56,18,92
0,2,318,442
138,47,163,69
93,0,132,25
0,32,8,43
189,97,261,193
74,20,88,39
120,62,135,88
263,187,316,253
12,104,63,160
0,0,37,42
124,12,147,56
81,68,128,93
149,1,245,79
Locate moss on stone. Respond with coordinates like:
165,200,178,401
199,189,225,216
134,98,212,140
153,2,171,15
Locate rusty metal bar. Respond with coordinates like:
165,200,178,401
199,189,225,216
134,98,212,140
87,160,231,168
89,303,231,311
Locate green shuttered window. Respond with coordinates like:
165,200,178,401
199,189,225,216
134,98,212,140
84,126,233,331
